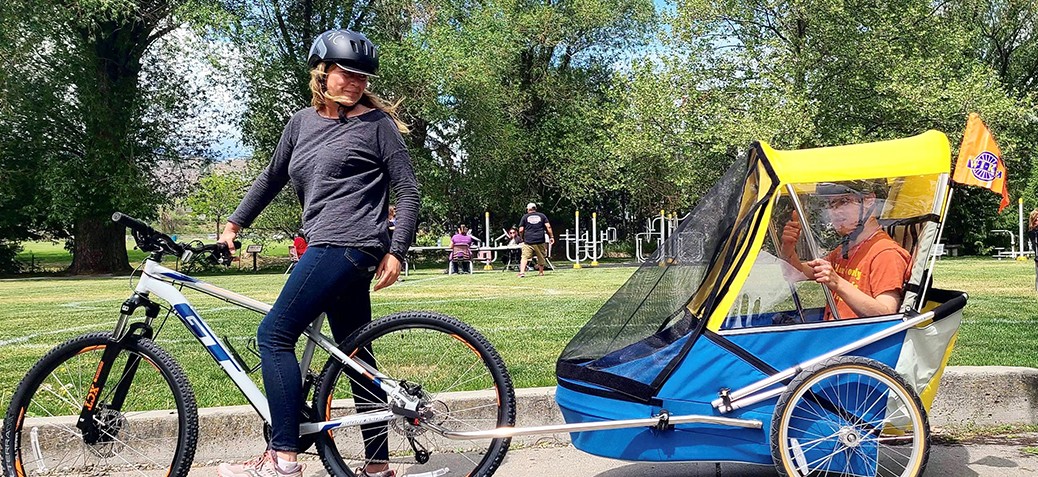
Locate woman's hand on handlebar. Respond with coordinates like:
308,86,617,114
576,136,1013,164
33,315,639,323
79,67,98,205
219,222,242,255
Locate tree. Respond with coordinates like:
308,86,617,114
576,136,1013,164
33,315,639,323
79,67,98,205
0,1,221,274
187,171,248,235
952,0,1038,98
218,0,656,237
616,0,1037,250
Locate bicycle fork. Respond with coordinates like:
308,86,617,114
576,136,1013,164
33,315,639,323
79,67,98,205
75,293,160,444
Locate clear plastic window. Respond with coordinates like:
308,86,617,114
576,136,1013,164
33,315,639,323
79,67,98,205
722,195,829,329
722,174,942,329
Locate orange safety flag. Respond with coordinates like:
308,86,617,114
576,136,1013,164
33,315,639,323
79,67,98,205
952,113,1010,212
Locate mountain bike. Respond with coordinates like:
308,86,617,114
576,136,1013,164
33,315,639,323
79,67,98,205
1,212,516,477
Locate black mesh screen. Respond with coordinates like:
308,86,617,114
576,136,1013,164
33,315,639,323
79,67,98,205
557,157,751,366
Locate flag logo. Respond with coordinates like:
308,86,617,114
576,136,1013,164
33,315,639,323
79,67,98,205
968,151,1002,182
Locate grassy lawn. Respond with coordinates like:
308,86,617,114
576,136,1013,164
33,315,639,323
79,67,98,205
0,256,1034,413
16,238,295,273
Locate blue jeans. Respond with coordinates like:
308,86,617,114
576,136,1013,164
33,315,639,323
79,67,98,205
257,245,385,455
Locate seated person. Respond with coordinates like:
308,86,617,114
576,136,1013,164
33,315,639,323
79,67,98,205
502,226,522,269
780,180,910,320
292,230,308,256
449,224,474,274
505,227,520,246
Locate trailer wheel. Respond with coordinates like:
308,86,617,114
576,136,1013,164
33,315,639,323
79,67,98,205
771,356,929,477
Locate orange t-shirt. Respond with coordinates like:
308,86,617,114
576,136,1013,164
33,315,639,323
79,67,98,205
823,230,910,320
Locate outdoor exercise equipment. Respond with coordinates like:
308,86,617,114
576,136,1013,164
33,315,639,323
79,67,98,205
560,211,618,268
634,210,680,262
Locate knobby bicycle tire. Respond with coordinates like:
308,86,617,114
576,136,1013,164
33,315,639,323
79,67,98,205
2,332,199,477
313,311,516,477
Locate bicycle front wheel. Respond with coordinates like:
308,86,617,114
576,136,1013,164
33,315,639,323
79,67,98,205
2,332,198,477
314,311,516,477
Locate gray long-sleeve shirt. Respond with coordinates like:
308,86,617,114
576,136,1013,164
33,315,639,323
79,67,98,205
228,107,419,258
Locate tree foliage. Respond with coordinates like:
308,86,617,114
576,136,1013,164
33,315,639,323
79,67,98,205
218,0,656,237
3,0,1036,274
186,171,248,235
617,0,1038,251
0,0,224,273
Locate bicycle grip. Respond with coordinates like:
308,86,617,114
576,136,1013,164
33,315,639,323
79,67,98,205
111,212,156,236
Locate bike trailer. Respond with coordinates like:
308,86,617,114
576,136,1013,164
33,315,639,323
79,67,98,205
555,131,967,470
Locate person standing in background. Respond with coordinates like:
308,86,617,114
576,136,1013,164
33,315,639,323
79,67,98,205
518,202,554,278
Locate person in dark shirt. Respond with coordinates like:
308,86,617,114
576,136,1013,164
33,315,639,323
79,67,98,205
216,29,418,477
518,202,554,277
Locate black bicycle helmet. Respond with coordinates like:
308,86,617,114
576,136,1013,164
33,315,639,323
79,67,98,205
307,29,379,77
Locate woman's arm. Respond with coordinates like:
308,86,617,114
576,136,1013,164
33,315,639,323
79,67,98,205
374,119,419,291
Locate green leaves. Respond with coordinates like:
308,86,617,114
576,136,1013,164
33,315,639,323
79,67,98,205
643,0,1037,245
186,171,248,235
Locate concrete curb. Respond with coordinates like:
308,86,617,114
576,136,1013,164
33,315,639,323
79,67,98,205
188,366,1038,462
929,366,1038,428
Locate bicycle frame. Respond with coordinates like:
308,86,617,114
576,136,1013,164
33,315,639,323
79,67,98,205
100,257,419,436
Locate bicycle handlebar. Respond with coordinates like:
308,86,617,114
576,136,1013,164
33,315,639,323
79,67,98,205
112,212,157,238
112,212,239,265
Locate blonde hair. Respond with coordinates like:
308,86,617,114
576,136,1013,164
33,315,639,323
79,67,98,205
309,62,410,134
1029,209,1038,230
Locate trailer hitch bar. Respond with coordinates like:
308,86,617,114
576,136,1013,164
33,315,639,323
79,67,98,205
430,413,762,440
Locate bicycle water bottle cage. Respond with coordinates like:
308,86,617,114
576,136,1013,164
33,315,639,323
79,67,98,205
223,335,262,374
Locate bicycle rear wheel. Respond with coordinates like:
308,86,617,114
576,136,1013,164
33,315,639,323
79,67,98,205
314,311,515,477
2,332,198,477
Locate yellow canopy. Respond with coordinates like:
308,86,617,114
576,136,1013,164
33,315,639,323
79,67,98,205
702,130,952,331
759,130,950,183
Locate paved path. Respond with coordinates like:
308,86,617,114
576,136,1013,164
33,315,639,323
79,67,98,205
175,441,1038,477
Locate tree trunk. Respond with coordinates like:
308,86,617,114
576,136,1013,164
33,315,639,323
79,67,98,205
68,215,132,275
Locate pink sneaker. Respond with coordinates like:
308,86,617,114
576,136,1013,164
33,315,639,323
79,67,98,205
355,468,396,477
217,449,304,477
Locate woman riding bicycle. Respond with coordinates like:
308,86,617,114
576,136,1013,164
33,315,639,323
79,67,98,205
217,29,419,477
